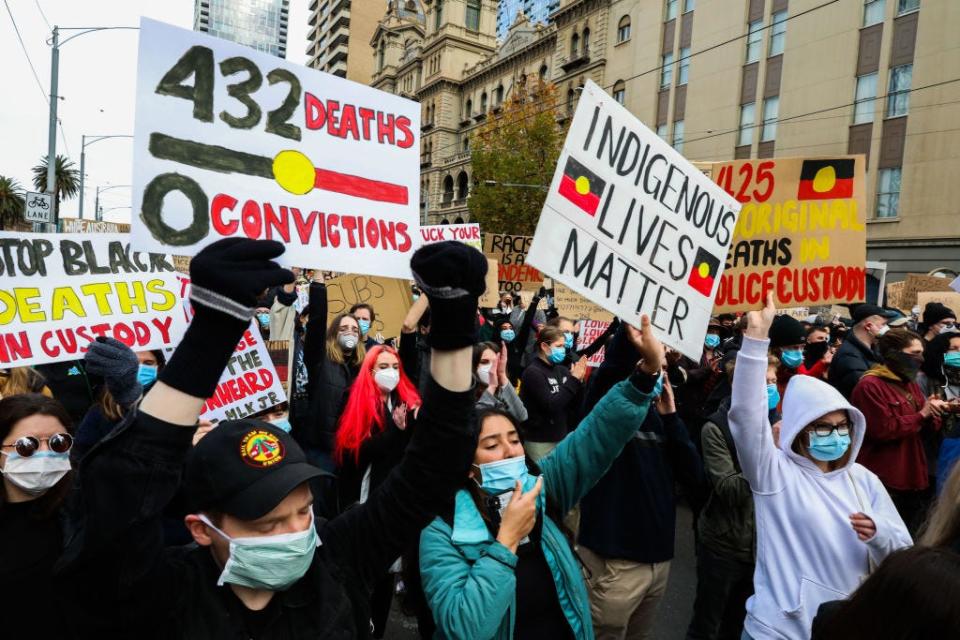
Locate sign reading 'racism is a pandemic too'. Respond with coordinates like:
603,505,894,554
130,18,420,279
527,80,741,361
709,156,867,313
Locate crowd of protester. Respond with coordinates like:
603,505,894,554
2,238,959,639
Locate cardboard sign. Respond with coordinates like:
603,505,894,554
902,274,955,309
0,232,188,367
917,292,960,319
479,258,500,308
886,280,906,312
201,322,287,421
420,223,482,250
553,282,614,322
130,18,420,278
578,319,611,368
324,273,412,339
778,307,810,321
708,156,867,313
483,233,543,293
526,80,741,360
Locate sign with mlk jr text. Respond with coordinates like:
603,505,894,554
131,19,420,279
710,156,866,313
527,81,741,360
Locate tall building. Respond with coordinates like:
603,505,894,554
496,0,560,39
370,0,960,280
306,0,388,82
194,0,289,57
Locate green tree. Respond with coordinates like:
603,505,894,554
468,81,565,235
31,154,80,222
0,176,26,230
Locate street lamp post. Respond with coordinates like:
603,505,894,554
98,205,131,219
94,184,131,222
79,135,132,219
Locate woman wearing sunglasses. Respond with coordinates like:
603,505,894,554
730,295,911,640
0,393,74,637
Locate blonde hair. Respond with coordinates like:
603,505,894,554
0,367,51,398
326,313,366,367
919,462,960,547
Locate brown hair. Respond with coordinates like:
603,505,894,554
0,367,50,398
919,461,960,548
877,328,922,360
326,313,366,366
537,325,566,346
546,316,574,329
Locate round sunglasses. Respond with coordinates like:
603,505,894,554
1,433,73,457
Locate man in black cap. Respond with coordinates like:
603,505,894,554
829,303,897,399
918,301,957,345
57,238,488,638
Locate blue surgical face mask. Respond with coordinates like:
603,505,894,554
137,364,158,388
563,332,574,349
944,352,960,368
704,334,721,349
547,346,566,364
781,349,803,369
651,373,665,398
257,313,270,328
807,430,852,462
474,454,528,495
358,319,371,336
500,329,516,343
767,383,780,410
270,417,292,433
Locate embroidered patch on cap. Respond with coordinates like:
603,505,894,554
240,430,285,468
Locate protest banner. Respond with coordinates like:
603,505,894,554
917,292,960,319
420,223,482,250
130,18,420,279
479,259,500,308
324,273,412,338
707,155,867,314
293,283,310,313
578,319,611,368
60,219,132,233
483,233,543,293
553,282,614,322
0,232,188,367
525,80,741,360
201,322,286,422
902,274,955,309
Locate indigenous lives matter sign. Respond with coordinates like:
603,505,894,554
527,80,741,361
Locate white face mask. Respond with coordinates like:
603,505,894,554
0,451,71,496
476,363,493,385
338,333,358,350
875,324,890,337
374,368,400,392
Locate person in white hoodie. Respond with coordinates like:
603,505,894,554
730,295,912,640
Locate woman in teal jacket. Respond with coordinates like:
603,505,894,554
419,316,664,640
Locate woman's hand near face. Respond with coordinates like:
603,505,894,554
496,477,542,554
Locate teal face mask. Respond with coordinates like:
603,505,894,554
944,352,960,368
256,313,270,328
563,332,574,349
807,430,851,462
781,349,803,369
704,334,721,349
137,364,158,387
358,319,371,336
270,417,292,434
474,455,528,495
547,346,566,364
500,329,516,343
651,373,665,398
199,512,320,591
767,383,780,410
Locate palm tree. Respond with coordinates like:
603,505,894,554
0,176,26,230
31,154,80,222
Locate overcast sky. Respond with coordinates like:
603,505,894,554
0,0,311,223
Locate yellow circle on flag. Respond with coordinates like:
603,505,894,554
273,150,315,195
698,262,710,278
812,166,837,193
575,175,591,195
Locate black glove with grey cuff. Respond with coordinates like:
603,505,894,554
411,240,488,350
84,337,142,406
160,238,294,398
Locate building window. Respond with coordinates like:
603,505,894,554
672,120,685,152
617,15,631,42
463,136,469,152
678,47,690,84
864,0,885,26
761,97,779,142
746,20,763,63
582,28,591,56
886,64,912,117
443,175,454,203
613,80,625,104
465,0,480,30
495,84,504,105
480,91,488,112
656,124,668,139
897,0,919,15
683,0,695,11
571,32,580,57
660,52,674,88
876,167,901,217
666,0,678,20
435,0,443,30
464,98,472,119
769,11,787,56
738,102,756,146
539,64,548,80
457,171,469,199
853,73,877,124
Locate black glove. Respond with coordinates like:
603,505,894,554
84,337,141,406
411,241,488,350
161,239,294,398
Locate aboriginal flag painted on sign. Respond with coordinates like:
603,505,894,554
558,156,605,215
687,247,721,297
797,159,855,200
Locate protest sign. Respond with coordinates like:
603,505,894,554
324,273,412,339
707,155,867,313
578,319,611,368
886,281,906,311
420,223,482,250
130,18,420,278
553,282,614,322
201,322,286,421
479,259,500,308
778,307,810,321
917,292,960,319
902,274,954,309
525,80,741,360
951,276,960,294
483,233,543,293
60,219,131,234
0,232,188,367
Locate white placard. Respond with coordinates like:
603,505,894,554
201,320,287,422
526,80,741,361
418,223,482,250
950,276,960,294
24,192,53,224
131,18,420,278
0,232,188,367
578,319,611,368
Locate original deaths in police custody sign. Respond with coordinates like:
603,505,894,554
130,19,420,279
527,81,741,360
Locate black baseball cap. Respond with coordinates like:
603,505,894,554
851,304,898,324
184,419,325,520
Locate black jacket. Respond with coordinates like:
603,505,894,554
829,332,879,399
56,376,476,639
519,357,582,443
